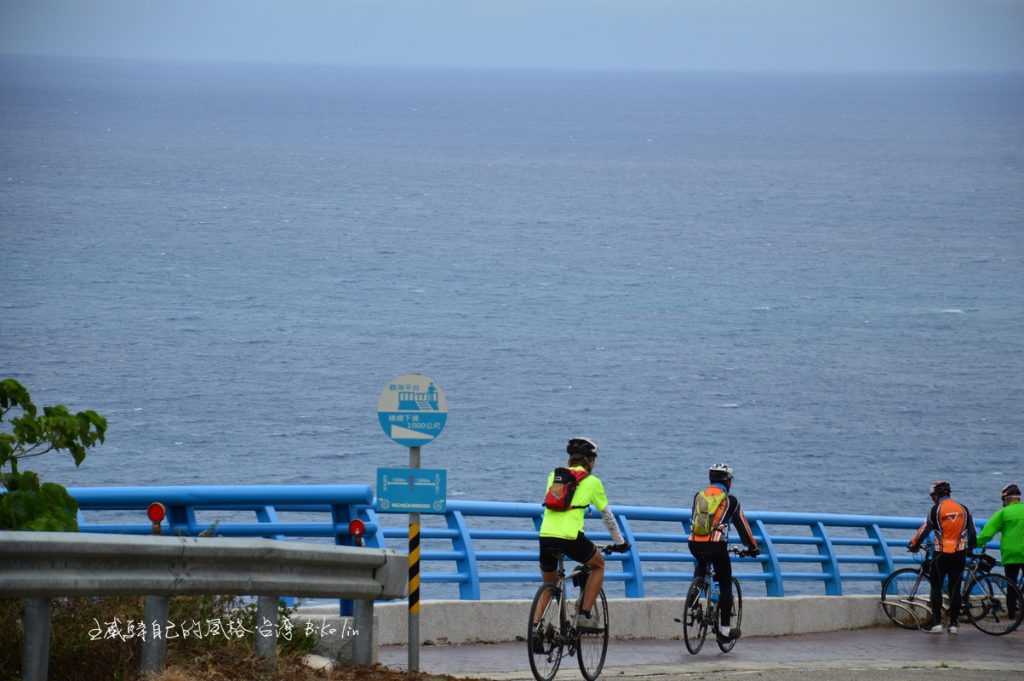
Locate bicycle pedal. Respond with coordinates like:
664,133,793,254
673,617,683,623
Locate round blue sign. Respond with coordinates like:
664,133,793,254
377,373,448,447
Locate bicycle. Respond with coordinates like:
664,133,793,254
678,546,751,655
527,545,625,681
880,542,1023,635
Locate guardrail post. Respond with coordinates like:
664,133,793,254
255,506,295,608
255,505,285,540
867,523,894,581
166,503,197,535
446,509,480,600
140,595,169,675
332,503,356,616
359,506,385,549
753,519,784,597
352,599,374,665
616,514,645,598
21,598,50,681
812,521,842,595
254,595,277,669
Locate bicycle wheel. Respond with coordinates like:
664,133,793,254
964,573,1024,636
716,577,742,653
682,581,708,655
527,584,564,681
962,572,991,623
880,567,931,630
576,588,609,681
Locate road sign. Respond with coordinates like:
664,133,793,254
376,467,447,514
377,374,448,447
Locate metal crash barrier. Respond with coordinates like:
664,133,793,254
0,531,405,681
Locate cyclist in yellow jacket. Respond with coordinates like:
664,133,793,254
535,437,629,639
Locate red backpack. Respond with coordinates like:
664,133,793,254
543,467,589,511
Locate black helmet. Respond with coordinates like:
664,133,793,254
709,463,734,484
930,480,951,498
567,437,598,459
1001,483,1021,499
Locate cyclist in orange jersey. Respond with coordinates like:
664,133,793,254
907,480,977,634
688,464,759,641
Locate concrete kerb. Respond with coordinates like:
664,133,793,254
297,595,889,648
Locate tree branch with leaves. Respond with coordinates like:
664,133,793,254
0,378,107,530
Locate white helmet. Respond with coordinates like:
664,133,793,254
567,437,599,458
709,463,733,483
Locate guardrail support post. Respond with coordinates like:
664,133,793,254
446,510,480,600
754,519,785,597
352,599,374,665
812,521,842,595
22,597,50,681
254,506,295,608
868,523,894,579
616,515,645,598
359,506,385,549
254,595,277,668
332,503,356,616
140,595,169,675
166,503,197,535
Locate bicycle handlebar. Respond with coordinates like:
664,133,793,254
600,543,631,555
729,546,760,558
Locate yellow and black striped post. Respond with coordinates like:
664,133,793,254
409,518,421,615
408,446,421,672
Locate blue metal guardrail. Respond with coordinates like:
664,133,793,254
70,486,1001,599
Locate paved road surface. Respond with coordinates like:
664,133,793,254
379,626,1023,680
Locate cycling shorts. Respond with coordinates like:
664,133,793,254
539,532,597,572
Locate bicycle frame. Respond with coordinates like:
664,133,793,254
881,544,1012,630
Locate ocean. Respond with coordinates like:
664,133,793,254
2,57,1022,562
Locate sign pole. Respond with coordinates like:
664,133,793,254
408,445,421,673
376,374,446,675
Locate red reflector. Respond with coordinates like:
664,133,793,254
348,519,366,537
147,502,166,523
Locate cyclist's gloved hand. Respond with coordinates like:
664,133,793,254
604,542,630,554
743,547,760,558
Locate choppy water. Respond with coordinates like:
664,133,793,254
3,57,1023,531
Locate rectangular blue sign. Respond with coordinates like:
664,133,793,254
376,467,447,514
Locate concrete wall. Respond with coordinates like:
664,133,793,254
297,595,888,650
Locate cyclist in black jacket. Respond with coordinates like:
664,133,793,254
688,463,760,640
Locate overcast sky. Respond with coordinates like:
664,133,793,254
2,0,1022,71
